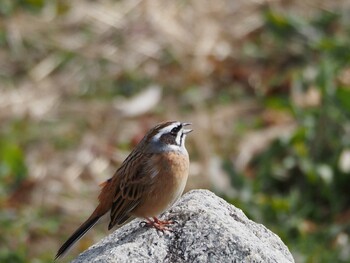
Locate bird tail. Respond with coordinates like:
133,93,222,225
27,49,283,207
55,215,100,260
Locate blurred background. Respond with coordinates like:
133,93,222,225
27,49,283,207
1,0,350,262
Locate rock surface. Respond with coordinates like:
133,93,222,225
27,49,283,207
72,189,294,263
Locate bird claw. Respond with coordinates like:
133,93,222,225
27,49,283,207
140,217,174,233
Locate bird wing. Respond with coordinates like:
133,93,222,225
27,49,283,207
108,151,157,229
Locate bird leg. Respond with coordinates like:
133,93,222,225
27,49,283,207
140,217,174,232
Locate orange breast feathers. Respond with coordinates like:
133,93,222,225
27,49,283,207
154,151,189,178
130,151,190,218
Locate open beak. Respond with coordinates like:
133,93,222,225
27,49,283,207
182,122,193,134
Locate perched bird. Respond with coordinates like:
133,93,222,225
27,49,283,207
55,121,192,259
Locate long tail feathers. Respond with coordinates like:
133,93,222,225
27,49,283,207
55,216,100,260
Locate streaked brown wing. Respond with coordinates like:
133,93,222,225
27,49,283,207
108,151,157,229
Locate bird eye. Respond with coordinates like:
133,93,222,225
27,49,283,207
170,125,181,136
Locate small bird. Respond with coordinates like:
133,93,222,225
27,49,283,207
55,121,192,259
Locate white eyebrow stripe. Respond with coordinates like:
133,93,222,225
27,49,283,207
152,122,181,141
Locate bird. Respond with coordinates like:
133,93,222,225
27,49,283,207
55,121,192,260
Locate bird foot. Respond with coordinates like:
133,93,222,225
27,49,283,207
140,217,174,232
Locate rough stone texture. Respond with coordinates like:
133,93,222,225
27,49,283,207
72,190,294,263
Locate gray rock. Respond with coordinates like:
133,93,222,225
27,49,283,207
72,189,294,263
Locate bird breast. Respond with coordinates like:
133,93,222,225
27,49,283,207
131,151,189,218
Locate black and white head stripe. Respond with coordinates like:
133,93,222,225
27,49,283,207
152,122,192,147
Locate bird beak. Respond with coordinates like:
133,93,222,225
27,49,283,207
182,122,193,134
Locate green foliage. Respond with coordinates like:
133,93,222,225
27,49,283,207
0,0,44,15
0,0,70,16
0,207,61,263
0,133,27,199
337,87,350,112
227,8,350,263
78,69,151,100
0,249,26,263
